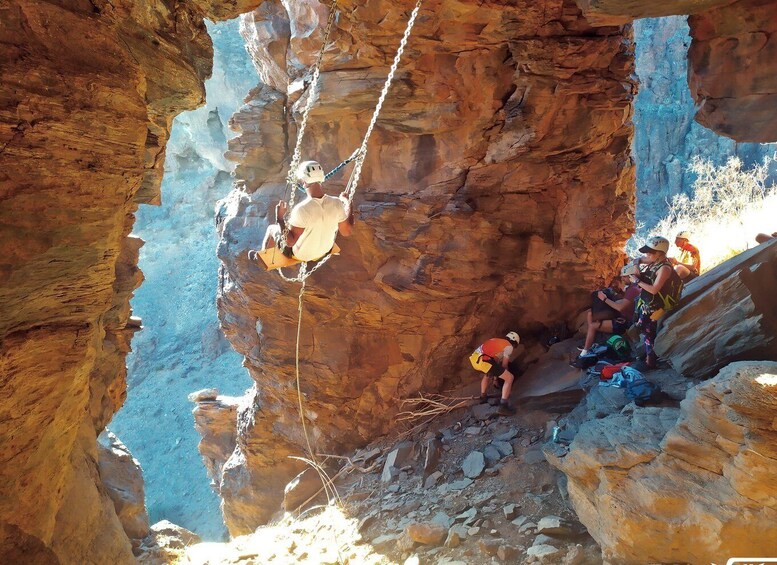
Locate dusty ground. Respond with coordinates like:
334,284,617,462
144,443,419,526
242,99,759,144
178,378,602,564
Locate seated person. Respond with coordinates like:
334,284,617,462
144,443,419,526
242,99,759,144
578,265,640,357
253,160,354,263
669,231,701,281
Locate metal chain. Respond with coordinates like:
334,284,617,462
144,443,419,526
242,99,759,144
344,0,423,204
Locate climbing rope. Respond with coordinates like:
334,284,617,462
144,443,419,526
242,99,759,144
278,0,423,285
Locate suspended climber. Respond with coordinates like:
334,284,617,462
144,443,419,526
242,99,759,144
250,161,355,265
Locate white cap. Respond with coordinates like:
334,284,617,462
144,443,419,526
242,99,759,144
506,331,520,345
676,231,691,240
296,160,325,184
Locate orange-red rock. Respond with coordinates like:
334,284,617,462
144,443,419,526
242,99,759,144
214,0,636,533
0,0,259,560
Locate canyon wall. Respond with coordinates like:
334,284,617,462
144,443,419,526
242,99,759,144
214,0,638,532
109,19,254,541
632,16,776,226
0,0,259,561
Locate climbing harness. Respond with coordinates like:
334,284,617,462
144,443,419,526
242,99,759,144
274,0,423,284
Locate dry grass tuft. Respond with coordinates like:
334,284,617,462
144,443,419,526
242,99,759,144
632,155,777,270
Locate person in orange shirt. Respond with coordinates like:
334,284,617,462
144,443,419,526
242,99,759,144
670,231,701,282
468,332,520,415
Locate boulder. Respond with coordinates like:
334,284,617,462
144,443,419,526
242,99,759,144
381,442,416,483
656,239,777,379
547,361,777,563
536,516,576,537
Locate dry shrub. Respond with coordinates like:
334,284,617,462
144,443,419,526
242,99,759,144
632,155,777,271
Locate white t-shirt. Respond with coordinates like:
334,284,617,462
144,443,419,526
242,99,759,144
289,195,348,261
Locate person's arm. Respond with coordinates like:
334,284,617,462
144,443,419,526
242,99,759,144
285,225,304,247
597,290,631,315
631,265,671,295
501,345,513,369
337,192,355,237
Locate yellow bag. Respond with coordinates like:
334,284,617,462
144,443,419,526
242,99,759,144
469,350,494,373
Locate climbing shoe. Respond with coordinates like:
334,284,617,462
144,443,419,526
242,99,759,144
497,402,516,416
479,394,489,404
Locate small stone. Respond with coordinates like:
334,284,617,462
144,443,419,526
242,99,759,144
478,538,502,556
424,471,443,489
188,388,219,402
454,507,477,525
382,466,400,483
382,443,415,483
495,428,519,442
467,526,480,536
483,445,502,466
519,521,537,533
462,451,486,479
448,478,473,491
520,437,531,447
536,515,576,536
526,544,561,559
503,504,519,520
464,426,482,436
358,447,382,465
497,544,519,561
532,534,556,546
405,522,447,546
484,467,499,477
387,484,400,493
511,515,528,528
523,448,546,465
444,528,461,548
530,435,540,443
491,440,513,457
403,555,420,565
472,403,499,421
431,511,452,529
372,534,399,549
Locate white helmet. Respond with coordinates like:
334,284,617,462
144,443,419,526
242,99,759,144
639,236,669,254
296,160,325,184
506,331,520,345
676,230,691,240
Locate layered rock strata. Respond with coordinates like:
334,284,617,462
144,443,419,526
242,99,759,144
576,0,777,142
0,0,258,560
215,0,637,532
547,361,777,563
656,238,777,380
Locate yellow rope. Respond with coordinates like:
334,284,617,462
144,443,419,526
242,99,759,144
295,278,315,460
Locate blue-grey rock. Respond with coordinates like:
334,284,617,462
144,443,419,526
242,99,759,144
483,445,502,466
491,440,513,457
461,451,486,479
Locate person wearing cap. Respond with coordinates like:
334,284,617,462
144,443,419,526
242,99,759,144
630,236,684,369
670,231,701,281
578,264,641,357
253,160,355,262
469,332,521,416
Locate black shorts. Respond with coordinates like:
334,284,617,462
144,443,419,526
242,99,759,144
487,363,506,377
684,270,699,282
612,317,629,335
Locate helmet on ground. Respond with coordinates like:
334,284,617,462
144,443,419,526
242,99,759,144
506,331,520,345
296,160,325,184
639,236,669,254
676,230,691,240
620,264,639,277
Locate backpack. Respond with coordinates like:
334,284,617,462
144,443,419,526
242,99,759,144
606,335,631,360
469,350,494,373
624,372,660,406
600,361,630,380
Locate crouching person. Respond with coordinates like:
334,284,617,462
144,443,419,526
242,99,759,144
469,332,520,416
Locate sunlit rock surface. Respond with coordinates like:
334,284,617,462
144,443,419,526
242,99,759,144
0,0,258,560
109,18,255,540
577,0,777,143
632,16,776,225
214,0,637,533
547,361,777,563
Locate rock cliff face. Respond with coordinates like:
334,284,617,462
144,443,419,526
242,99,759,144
579,0,777,142
0,0,258,560
547,361,777,563
215,0,637,532
632,16,776,225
